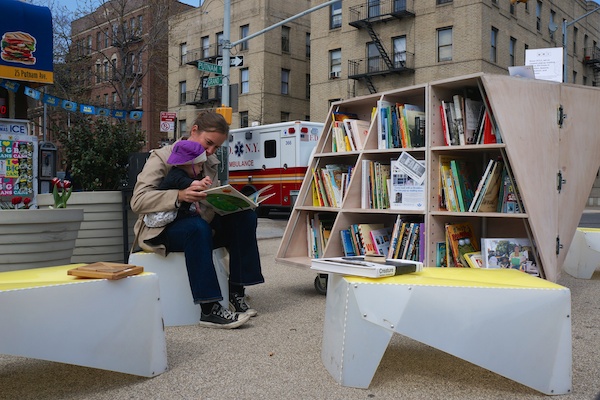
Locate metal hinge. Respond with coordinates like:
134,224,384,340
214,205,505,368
557,170,566,193
557,105,567,128
556,236,563,255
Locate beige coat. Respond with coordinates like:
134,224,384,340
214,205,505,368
130,143,220,256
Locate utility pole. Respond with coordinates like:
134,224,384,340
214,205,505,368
563,6,600,83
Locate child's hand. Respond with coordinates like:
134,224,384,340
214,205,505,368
199,176,212,189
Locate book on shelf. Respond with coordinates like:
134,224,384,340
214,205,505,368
340,229,357,257
390,157,425,211
439,155,460,212
307,213,335,259
201,184,274,216
468,158,495,212
463,251,483,268
449,158,479,212
452,94,466,146
477,160,503,212
361,160,390,209
310,256,423,278
357,223,385,255
436,242,448,267
464,98,484,144
343,119,370,151
369,226,393,256
445,222,479,267
480,238,539,276
377,100,393,149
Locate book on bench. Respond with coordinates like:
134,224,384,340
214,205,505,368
68,262,144,280
311,256,423,278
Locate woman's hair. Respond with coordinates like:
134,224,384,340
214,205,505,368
192,111,229,136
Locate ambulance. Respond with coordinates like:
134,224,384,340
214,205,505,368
227,121,323,214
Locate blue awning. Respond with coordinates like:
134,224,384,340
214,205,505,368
0,0,53,84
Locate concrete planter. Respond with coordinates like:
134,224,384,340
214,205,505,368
37,191,136,264
0,208,84,272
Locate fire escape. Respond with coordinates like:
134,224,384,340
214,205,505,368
348,0,415,94
583,46,600,85
183,46,222,108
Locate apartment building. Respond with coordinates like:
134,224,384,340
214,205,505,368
70,0,193,151
168,0,313,134
310,0,600,122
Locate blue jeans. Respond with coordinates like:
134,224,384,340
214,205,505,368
161,210,264,303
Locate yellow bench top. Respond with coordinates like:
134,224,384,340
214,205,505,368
0,265,150,291
346,267,567,290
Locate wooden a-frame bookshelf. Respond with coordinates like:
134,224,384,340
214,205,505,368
276,73,600,282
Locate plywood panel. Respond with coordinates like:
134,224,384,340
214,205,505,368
482,75,561,280
557,84,600,276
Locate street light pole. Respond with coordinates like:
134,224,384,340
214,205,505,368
562,6,600,83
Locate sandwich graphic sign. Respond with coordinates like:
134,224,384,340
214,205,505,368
0,0,53,84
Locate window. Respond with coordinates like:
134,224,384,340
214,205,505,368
87,35,92,55
510,4,515,15
280,112,290,122
550,10,556,40
490,27,498,63
240,25,249,51
103,93,108,106
367,42,380,72
112,92,117,105
306,74,311,99
129,17,136,38
573,27,578,56
240,68,249,94
264,139,277,158
306,32,311,58
129,87,135,107
393,36,407,67
179,81,186,104
137,15,143,35
111,55,118,78
103,60,109,81
240,111,249,128
368,0,380,18
584,35,589,58
180,43,187,65
137,86,142,108
572,71,577,84
437,27,453,62
330,1,342,29
329,49,341,78
282,26,290,53
281,69,290,95
104,30,109,48
96,62,101,83
536,1,542,31
97,32,102,50
216,32,224,56
179,120,187,136
509,37,516,66
437,0,452,4
201,36,210,59
524,43,529,61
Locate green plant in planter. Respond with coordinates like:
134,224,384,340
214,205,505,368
56,117,146,191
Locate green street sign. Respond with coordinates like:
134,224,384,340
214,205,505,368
198,61,222,74
204,76,223,87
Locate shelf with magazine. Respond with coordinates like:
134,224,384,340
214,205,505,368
278,73,600,284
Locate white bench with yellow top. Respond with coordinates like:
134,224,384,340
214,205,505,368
321,267,572,395
0,264,167,377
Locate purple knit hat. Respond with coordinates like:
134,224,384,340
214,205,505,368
167,140,207,165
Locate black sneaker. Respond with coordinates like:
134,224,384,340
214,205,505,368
229,292,258,317
199,303,250,329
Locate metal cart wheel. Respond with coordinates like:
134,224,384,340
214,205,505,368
314,274,328,295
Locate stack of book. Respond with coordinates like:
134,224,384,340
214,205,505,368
307,213,335,259
440,95,501,146
377,101,426,149
387,216,425,261
331,111,370,152
311,164,354,208
361,160,390,209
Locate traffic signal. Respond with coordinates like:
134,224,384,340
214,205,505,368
216,105,232,125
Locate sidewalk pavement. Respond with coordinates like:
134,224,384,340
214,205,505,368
0,217,599,399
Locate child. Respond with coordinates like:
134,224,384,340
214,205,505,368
143,140,212,227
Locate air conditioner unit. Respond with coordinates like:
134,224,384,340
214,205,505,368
330,71,340,79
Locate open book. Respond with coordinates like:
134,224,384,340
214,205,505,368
201,184,275,216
